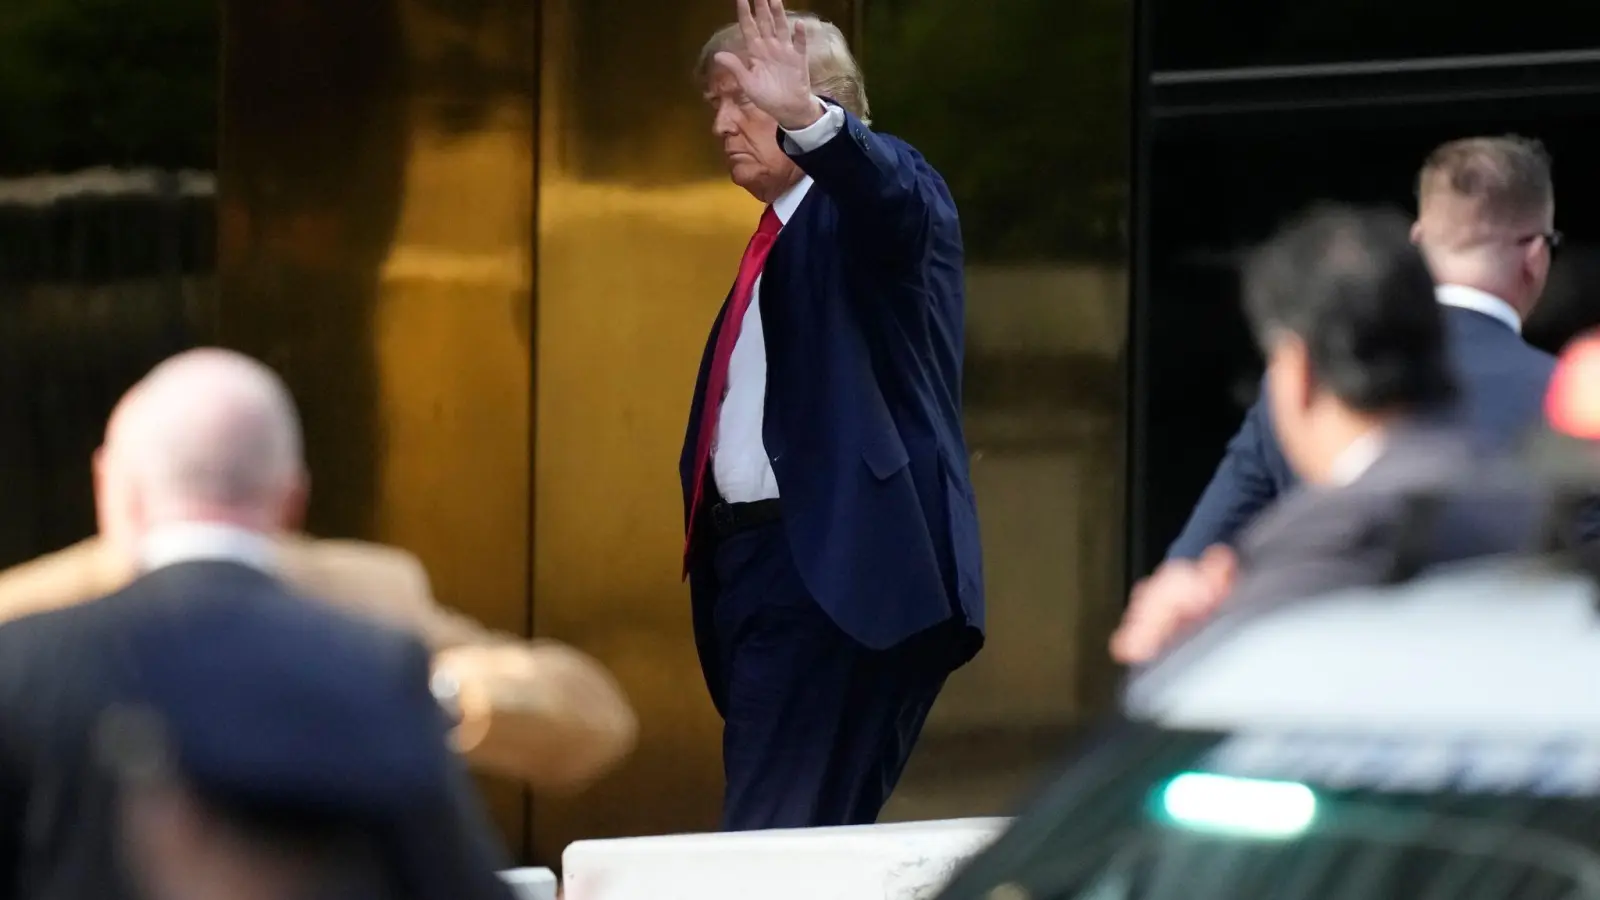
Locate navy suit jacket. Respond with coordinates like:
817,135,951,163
1167,305,1557,560
680,104,984,701
0,560,513,900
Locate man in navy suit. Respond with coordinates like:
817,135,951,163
1112,207,1551,665
1164,136,1561,563
681,0,983,830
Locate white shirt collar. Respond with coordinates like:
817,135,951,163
1436,284,1521,334
1328,430,1386,487
771,176,813,225
140,522,278,574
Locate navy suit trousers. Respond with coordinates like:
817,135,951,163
711,520,948,830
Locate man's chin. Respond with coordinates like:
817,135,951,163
727,163,768,197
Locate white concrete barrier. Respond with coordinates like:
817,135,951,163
563,818,1008,900
499,867,558,900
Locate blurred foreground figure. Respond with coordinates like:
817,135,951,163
0,355,636,794
0,350,514,900
110,572,516,900
1113,206,1543,664
1169,136,1560,558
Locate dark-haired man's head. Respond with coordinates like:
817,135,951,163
1413,135,1556,319
1246,204,1457,484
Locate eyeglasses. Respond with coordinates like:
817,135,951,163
1518,229,1564,254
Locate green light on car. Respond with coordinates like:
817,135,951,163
1159,772,1316,838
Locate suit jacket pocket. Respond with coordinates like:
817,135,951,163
861,429,911,480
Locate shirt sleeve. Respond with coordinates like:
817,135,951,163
780,97,845,155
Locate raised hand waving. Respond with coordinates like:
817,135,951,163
713,0,824,131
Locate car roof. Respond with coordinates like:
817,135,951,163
1125,557,1600,737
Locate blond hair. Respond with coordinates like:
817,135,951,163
1417,135,1553,228
696,13,871,124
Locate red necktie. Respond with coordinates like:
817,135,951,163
684,206,783,573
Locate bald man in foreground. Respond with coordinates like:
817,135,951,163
0,349,636,794
0,349,518,900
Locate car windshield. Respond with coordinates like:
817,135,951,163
937,561,1600,900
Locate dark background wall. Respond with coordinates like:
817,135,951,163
1128,0,1600,579
0,0,218,568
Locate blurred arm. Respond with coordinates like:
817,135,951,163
1166,394,1289,560
433,640,639,796
289,541,638,794
0,537,130,626
782,99,952,261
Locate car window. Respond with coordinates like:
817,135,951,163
938,723,1600,900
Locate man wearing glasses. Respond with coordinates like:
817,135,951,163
1118,137,1569,663
1162,135,1562,565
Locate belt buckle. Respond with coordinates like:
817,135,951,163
711,503,736,535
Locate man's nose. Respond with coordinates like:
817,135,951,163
712,105,737,137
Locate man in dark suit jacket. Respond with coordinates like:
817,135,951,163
1113,206,1544,664
0,349,514,900
681,0,983,830
1167,136,1560,561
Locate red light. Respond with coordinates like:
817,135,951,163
1546,337,1600,440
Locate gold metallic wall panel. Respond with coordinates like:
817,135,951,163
219,0,537,851
221,0,1128,855
531,0,852,858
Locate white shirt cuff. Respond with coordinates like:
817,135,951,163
781,98,845,154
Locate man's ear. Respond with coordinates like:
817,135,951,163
1279,336,1317,413
282,474,310,533
1522,238,1547,284
1410,221,1423,245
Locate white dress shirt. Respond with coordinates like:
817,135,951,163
1327,430,1386,487
141,522,278,574
1435,283,1521,334
712,100,846,503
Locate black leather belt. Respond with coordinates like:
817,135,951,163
709,499,782,538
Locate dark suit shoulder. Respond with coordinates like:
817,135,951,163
135,561,427,670
0,582,137,722
1489,332,1558,380
1228,482,1415,612
1233,436,1539,607
1236,482,1391,565
876,131,955,198
0,561,441,900
0,561,425,721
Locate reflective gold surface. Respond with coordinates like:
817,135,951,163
218,0,536,852
529,0,853,858
218,0,1128,859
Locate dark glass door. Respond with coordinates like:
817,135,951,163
1149,0,1596,71
1128,38,1600,578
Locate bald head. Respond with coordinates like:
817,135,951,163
1413,135,1556,315
97,349,306,545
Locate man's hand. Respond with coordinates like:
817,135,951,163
1109,544,1237,665
714,0,824,131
